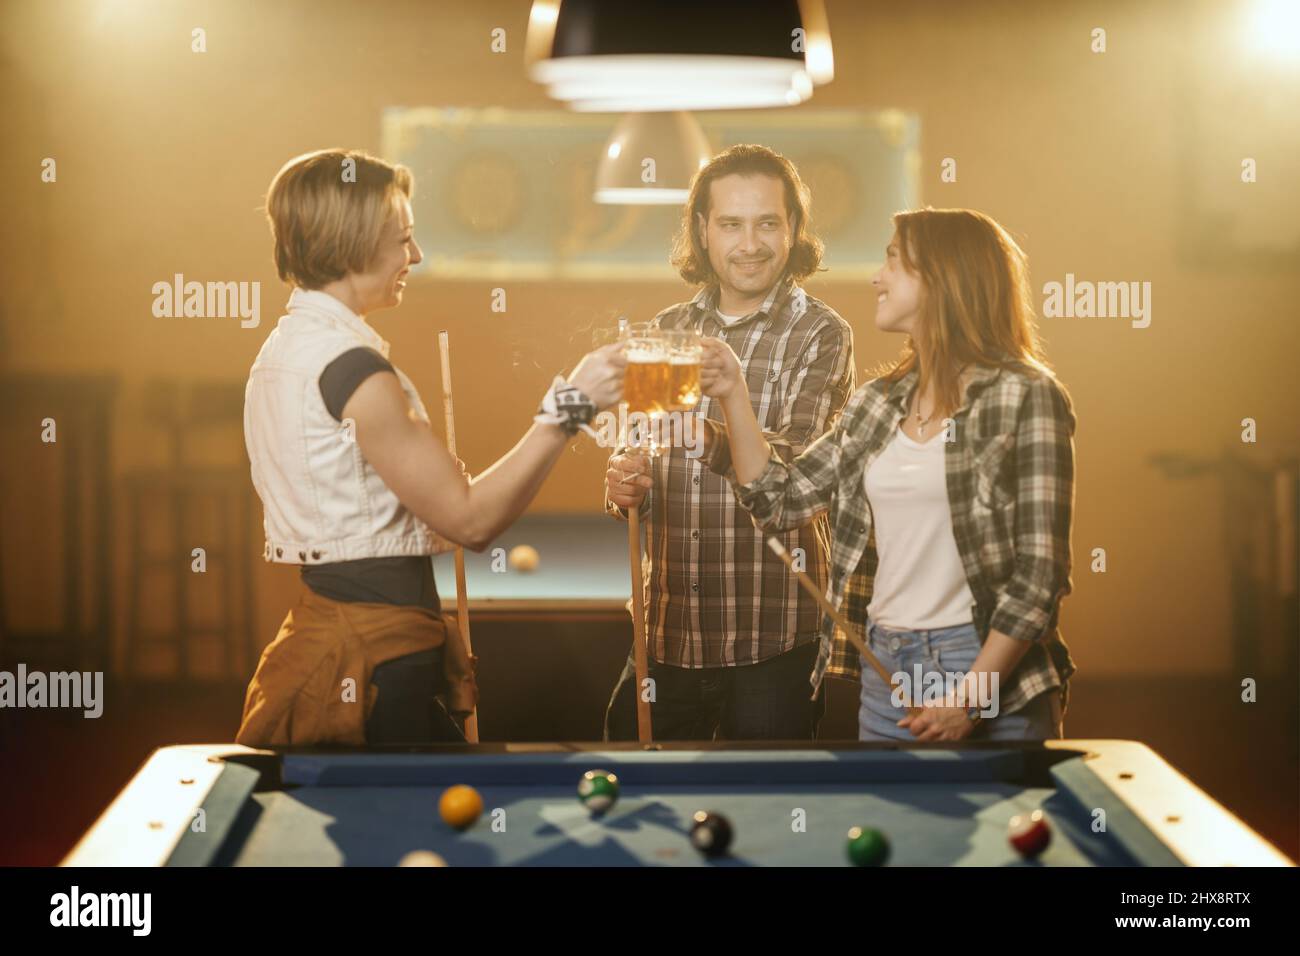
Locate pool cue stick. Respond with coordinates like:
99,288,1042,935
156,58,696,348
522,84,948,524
764,537,921,716
437,330,479,744
627,489,654,743
610,317,651,741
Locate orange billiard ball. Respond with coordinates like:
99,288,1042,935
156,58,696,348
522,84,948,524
439,785,484,830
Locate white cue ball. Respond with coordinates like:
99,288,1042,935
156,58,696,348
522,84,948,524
399,850,449,867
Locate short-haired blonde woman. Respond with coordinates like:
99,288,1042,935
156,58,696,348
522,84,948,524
700,208,1078,742
238,149,624,746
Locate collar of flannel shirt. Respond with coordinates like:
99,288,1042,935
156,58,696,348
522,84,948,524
685,274,798,331
878,356,1013,419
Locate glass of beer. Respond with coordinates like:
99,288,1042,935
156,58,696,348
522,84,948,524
666,329,703,410
622,326,670,456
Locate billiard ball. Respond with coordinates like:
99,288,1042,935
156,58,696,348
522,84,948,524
689,811,733,857
846,826,890,866
1008,809,1052,859
438,785,484,830
577,769,620,814
399,850,449,867
509,544,540,572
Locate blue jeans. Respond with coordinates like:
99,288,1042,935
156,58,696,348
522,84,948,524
857,620,1064,742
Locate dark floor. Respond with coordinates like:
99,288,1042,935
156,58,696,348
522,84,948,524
1,675,1295,866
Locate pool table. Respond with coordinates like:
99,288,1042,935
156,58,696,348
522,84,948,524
429,512,638,740
432,512,632,619
62,741,1293,867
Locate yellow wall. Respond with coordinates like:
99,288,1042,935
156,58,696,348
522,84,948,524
1,0,1296,677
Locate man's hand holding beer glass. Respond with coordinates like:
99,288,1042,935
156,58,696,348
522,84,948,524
700,336,744,400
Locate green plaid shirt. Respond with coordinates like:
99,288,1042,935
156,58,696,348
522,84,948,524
706,357,1078,714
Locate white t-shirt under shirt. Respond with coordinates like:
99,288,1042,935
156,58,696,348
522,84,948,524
715,309,746,325
862,425,975,630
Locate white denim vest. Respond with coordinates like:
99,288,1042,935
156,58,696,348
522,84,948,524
244,288,446,565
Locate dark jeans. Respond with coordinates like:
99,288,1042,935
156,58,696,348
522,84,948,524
603,640,825,742
366,649,466,744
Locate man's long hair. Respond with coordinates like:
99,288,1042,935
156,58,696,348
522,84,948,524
670,144,824,285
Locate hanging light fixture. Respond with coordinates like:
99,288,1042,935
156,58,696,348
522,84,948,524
526,0,834,112
594,111,712,205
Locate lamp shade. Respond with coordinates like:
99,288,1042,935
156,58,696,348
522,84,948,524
594,111,712,205
526,0,833,111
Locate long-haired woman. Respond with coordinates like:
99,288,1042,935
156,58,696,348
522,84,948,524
699,207,1077,742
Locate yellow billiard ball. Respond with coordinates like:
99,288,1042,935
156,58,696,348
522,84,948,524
509,544,540,572
439,785,484,830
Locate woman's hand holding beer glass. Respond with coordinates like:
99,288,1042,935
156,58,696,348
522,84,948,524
567,343,627,410
700,336,744,400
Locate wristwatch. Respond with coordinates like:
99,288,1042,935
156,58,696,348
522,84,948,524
535,376,596,436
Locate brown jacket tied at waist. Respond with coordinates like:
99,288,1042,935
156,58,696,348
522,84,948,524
237,585,477,746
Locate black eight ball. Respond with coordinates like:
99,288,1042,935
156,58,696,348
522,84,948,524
690,811,733,857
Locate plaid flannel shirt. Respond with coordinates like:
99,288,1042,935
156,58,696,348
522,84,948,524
706,356,1079,714
605,276,855,668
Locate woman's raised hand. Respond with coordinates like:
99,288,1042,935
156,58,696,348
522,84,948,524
568,343,627,411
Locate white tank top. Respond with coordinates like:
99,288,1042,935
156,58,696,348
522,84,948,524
862,425,975,629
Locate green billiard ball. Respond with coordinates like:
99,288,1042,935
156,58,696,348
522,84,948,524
846,826,890,866
577,769,620,814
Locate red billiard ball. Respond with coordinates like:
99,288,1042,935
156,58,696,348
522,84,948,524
1008,809,1051,859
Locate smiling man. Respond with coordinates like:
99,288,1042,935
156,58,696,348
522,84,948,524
603,145,855,741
